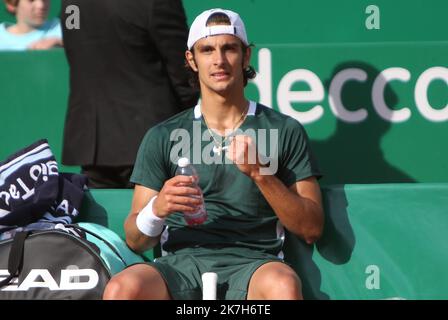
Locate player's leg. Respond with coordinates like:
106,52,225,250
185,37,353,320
247,261,303,300
103,263,171,300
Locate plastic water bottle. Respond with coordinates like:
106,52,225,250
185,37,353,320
175,158,207,225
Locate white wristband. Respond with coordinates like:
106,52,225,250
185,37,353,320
136,196,165,237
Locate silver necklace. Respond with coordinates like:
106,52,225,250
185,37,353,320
202,105,249,155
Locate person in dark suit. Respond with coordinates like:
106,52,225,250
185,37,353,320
60,0,199,188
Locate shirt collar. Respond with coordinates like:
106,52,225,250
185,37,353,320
193,100,257,119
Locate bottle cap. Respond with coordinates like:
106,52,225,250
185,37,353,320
202,272,218,300
177,157,190,168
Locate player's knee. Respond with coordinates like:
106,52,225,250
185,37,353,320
103,277,124,300
103,275,142,300
266,269,302,299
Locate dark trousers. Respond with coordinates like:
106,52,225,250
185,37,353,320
81,165,134,189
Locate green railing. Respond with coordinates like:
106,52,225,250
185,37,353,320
80,183,448,300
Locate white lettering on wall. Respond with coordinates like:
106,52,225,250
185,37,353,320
329,68,368,123
415,66,448,122
250,48,272,107
277,69,324,124
373,67,411,122
250,48,447,124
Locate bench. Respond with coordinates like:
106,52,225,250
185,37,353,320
79,183,448,299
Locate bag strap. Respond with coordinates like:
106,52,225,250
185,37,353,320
0,231,30,288
65,224,127,267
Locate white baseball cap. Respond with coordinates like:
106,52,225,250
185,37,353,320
187,8,249,50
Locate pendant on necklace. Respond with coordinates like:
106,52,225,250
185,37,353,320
212,145,229,155
213,145,222,155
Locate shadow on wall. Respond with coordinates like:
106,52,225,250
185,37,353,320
285,62,416,299
284,185,354,300
310,61,416,185
77,190,109,227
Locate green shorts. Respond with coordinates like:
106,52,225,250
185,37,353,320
146,246,283,300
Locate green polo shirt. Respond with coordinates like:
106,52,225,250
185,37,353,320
131,101,321,256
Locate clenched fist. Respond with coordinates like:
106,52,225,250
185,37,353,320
225,135,261,178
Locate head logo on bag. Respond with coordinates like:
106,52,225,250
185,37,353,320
0,230,110,299
0,268,99,291
0,223,144,299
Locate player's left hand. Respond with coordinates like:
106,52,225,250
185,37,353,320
225,135,261,179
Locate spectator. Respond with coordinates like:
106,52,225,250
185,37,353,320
0,0,62,50
60,0,199,188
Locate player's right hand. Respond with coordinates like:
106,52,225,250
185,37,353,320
152,175,203,218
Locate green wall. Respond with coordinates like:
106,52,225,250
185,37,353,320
83,183,448,299
246,43,448,184
0,50,74,173
1,1,447,184
185,0,448,44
